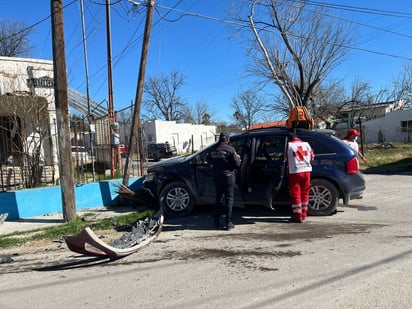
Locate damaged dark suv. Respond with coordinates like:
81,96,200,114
144,127,365,217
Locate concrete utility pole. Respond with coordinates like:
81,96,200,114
122,0,155,186
51,0,77,222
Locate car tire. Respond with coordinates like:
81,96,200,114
308,178,338,216
159,182,195,217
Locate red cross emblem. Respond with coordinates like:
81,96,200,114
293,145,308,161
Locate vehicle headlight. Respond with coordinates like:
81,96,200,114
144,173,155,182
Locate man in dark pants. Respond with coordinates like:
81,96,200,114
208,132,241,230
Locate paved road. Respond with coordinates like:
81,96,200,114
0,173,411,309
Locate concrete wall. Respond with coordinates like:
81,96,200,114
363,109,412,143
0,177,143,220
143,120,217,153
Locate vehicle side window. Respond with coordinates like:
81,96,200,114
194,150,210,165
255,136,285,161
300,137,335,155
229,137,248,156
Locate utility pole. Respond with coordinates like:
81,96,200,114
122,0,155,186
106,0,116,178
80,0,96,181
51,0,76,222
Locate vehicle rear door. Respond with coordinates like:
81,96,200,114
241,135,288,207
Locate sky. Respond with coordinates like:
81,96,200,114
1,0,412,123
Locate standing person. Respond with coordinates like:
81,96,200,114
165,141,171,157
208,132,241,230
286,132,314,223
342,129,367,164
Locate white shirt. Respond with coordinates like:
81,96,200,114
342,139,359,155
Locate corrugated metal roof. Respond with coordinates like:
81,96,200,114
68,87,108,119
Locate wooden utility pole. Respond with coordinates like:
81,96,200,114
122,0,155,186
51,0,76,222
106,0,116,179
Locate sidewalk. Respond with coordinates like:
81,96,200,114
0,206,136,236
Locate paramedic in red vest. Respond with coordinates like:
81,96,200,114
286,131,314,223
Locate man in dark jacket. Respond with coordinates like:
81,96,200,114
208,132,241,230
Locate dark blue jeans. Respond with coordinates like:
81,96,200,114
213,171,235,223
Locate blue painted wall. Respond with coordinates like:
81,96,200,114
0,177,143,220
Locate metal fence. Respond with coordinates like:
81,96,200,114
1,111,214,191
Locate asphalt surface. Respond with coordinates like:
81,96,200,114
0,173,411,309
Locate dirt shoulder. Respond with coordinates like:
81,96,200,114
0,206,141,272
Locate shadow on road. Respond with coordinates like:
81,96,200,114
362,158,412,175
162,205,293,232
35,256,113,272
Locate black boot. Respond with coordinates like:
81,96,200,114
223,221,234,231
213,217,220,228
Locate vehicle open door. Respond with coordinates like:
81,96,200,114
240,135,288,208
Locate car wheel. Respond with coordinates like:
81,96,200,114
308,178,338,216
159,182,195,217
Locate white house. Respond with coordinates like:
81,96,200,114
362,108,412,143
337,100,405,123
0,56,109,186
143,120,217,153
0,57,58,171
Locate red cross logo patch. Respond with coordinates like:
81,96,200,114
293,145,308,161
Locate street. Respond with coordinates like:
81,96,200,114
0,173,411,309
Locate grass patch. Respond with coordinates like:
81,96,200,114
361,142,412,174
0,209,155,249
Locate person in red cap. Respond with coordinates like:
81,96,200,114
342,129,367,164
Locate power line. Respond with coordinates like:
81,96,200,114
304,0,412,18
4,0,412,101
286,0,412,40
155,4,412,61
3,1,411,64
281,1,412,60
0,0,78,43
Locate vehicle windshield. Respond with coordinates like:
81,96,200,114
182,141,218,161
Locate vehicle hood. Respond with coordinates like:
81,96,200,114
147,156,184,172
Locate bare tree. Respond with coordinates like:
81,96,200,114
0,19,34,57
181,100,215,125
391,63,412,109
323,78,395,128
303,80,344,127
349,78,374,105
0,94,50,188
238,0,353,110
143,70,188,121
231,89,267,129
